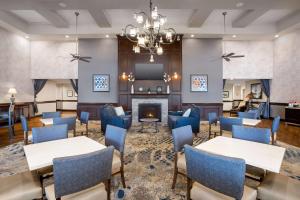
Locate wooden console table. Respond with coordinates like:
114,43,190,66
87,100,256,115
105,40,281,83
0,103,31,121
285,107,300,126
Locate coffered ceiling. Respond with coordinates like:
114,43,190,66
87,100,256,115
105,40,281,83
0,0,300,40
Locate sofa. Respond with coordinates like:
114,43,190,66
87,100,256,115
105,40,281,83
99,104,132,133
168,105,201,134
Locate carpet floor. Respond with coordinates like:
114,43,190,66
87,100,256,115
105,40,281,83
0,121,299,200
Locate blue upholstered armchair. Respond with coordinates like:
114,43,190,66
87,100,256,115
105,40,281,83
100,105,132,133
168,106,201,134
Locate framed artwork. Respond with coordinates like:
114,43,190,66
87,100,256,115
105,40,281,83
251,83,262,99
190,74,208,92
223,91,229,98
67,90,73,97
93,74,110,92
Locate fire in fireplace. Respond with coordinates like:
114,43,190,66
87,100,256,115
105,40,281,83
138,103,162,122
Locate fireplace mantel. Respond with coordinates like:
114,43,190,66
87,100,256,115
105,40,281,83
130,93,170,98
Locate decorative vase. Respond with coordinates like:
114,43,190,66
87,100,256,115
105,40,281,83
131,84,134,94
167,85,170,94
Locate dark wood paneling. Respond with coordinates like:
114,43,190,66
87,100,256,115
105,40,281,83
77,103,118,120
117,35,182,109
182,103,223,120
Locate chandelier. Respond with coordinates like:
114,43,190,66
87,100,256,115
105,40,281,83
121,0,180,62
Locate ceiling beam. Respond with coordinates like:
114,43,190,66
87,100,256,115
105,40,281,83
88,9,111,27
35,9,68,28
188,9,213,27
276,10,300,32
232,9,268,28
0,11,28,33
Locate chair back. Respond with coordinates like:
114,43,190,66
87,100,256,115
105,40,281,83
53,117,76,131
238,111,257,119
105,125,127,153
189,105,200,120
42,112,61,119
20,115,29,132
185,145,245,200
272,116,280,134
208,112,218,125
220,117,243,132
80,111,89,124
53,146,114,198
32,124,68,143
172,125,193,152
232,125,271,144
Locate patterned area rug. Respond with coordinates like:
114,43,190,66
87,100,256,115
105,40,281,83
0,121,299,200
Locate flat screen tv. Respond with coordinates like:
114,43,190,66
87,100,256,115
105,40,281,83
135,64,164,80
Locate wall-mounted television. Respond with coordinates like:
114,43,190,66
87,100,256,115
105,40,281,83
135,64,164,80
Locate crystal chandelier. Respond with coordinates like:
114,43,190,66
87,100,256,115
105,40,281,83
121,0,180,62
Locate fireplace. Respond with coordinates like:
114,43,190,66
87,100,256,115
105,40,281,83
138,103,162,122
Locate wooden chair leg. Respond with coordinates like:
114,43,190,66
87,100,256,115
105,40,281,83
186,177,192,200
120,167,126,188
172,154,178,189
86,124,88,136
105,179,111,200
208,124,212,139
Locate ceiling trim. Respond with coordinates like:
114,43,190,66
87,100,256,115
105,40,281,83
188,8,213,27
88,9,111,28
232,9,269,28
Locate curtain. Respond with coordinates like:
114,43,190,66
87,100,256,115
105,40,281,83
33,79,47,113
260,79,270,118
70,79,78,94
223,79,226,89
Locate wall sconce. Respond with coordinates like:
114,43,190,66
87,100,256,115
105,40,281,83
173,72,179,80
121,72,127,80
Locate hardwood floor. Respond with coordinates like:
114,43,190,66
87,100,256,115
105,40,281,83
0,112,300,148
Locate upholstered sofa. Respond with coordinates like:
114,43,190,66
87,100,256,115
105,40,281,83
99,104,132,133
168,105,201,134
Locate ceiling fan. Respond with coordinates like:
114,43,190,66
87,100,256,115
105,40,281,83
222,12,245,62
70,11,92,63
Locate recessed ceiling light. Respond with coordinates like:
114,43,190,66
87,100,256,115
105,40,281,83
236,2,244,7
190,34,194,38
105,34,109,38
58,2,67,8
274,34,279,38
25,35,30,39
232,35,237,38
65,35,70,38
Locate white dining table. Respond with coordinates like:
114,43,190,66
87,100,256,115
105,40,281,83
23,136,106,171
195,136,285,173
40,118,53,126
242,118,261,126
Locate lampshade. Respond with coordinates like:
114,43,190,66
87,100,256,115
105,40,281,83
8,88,17,94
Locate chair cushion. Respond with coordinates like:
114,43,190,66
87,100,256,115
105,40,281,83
0,171,42,200
114,106,125,116
258,173,300,200
191,182,257,200
177,152,186,174
45,183,107,200
112,150,122,174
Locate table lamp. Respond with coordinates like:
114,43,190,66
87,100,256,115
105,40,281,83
8,88,17,104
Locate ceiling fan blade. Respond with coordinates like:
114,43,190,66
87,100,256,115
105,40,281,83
225,52,235,57
81,56,92,59
79,58,90,63
224,57,230,62
70,58,77,62
230,55,245,58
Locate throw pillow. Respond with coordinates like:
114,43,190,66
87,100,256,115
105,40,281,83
115,106,125,116
182,108,191,117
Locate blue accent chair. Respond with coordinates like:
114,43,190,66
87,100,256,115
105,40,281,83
219,117,243,135
171,125,193,189
100,105,132,133
168,106,200,134
271,116,280,145
208,112,218,139
42,112,61,119
232,125,271,144
45,146,114,200
20,115,32,145
0,104,15,139
53,117,77,136
238,111,258,119
248,103,265,119
32,124,68,144
105,125,127,188
184,145,257,200
79,111,90,136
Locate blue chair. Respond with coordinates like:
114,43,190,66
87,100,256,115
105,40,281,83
232,125,271,144
100,105,132,133
171,125,193,189
184,145,257,200
271,116,280,145
42,112,61,119
20,115,32,145
238,111,258,119
53,117,77,137
208,112,218,139
0,104,15,139
219,117,243,135
168,106,201,135
248,103,265,119
105,125,127,188
79,111,89,136
32,124,68,144
45,146,114,200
